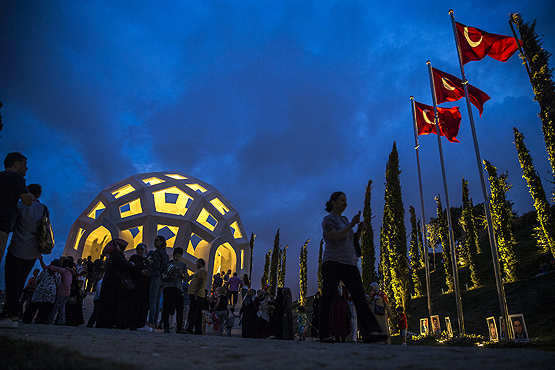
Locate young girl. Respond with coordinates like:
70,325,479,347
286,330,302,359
396,306,407,346
296,306,308,341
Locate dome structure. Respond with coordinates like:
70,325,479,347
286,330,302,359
63,172,250,280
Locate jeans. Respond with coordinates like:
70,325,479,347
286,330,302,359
187,294,202,334
215,310,228,334
0,251,36,318
162,287,184,331
319,261,381,340
148,276,164,325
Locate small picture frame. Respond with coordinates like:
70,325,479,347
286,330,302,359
445,317,453,338
486,316,498,342
430,315,441,334
499,316,507,340
509,314,529,342
420,318,429,335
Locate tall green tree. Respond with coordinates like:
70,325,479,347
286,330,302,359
261,250,271,288
514,127,555,258
511,14,555,179
278,245,288,288
484,160,518,282
435,195,454,292
317,239,324,293
269,229,281,295
299,239,309,306
417,220,425,269
249,233,256,280
409,206,423,297
460,178,483,287
381,142,410,310
361,179,378,293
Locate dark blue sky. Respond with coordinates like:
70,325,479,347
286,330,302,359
1,1,554,296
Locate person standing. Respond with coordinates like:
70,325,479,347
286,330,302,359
0,179,40,329
0,152,33,265
319,192,386,343
84,256,95,292
186,258,207,334
161,247,188,334
227,272,242,306
128,243,149,330
144,235,169,331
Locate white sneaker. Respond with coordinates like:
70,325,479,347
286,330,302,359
0,318,19,329
137,325,153,332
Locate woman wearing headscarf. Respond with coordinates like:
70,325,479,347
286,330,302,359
282,287,294,340
256,289,271,338
369,282,393,344
240,289,257,338
270,287,284,339
319,192,386,343
128,243,150,330
96,238,132,329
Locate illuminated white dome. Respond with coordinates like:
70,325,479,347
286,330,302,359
63,172,250,278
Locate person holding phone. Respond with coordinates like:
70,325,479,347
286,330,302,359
318,191,386,343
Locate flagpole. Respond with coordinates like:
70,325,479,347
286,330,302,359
410,96,433,319
426,61,465,336
449,9,512,340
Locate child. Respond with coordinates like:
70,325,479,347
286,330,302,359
396,306,407,346
296,306,308,341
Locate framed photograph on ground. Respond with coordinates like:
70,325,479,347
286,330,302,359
486,316,499,342
420,318,429,335
430,315,441,334
445,317,453,337
509,314,529,342
499,316,507,340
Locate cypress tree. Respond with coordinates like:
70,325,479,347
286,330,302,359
435,195,454,292
361,179,378,293
269,229,281,295
378,226,390,292
511,14,555,179
417,220,425,269
299,239,309,306
261,250,271,288
317,239,324,293
278,245,288,288
460,178,483,287
249,233,256,280
409,206,423,297
484,160,518,282
382,142,410,310
514,127,555,258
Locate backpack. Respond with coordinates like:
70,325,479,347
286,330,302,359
162,263,177,282
38,205,55,254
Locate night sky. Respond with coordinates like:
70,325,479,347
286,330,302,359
1,1,554,297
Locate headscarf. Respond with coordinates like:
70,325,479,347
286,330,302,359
282,287,292,302
102,238,128,254
370,282,389,303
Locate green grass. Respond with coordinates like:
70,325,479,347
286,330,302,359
408,222,555,349
0,335,137,370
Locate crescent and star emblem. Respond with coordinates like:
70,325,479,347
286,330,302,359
464,26,483,48
422,109,436,125
442,77,456,91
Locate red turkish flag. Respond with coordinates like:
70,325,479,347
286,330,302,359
456,22,520,64
432,67,491,116
414,101,462,143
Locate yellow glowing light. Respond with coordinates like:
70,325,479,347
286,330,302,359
230,221,243,239
157,224,179,249
241,249,244,269
119,198,143,218
142,177,165,186
212,242,237,277
82,226,111,260
210,198,229,215
197,208,218,231
121,225,143,250
87,202,106,220
166,174,187,180
152,186,193,216
187,183,207,193
187,233,208,256
73,228,85,250
111,184,136,199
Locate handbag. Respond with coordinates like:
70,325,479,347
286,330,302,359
121,276,134,291
374,303,385,316
38,206,55,254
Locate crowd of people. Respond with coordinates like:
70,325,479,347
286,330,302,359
0,153,398,344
